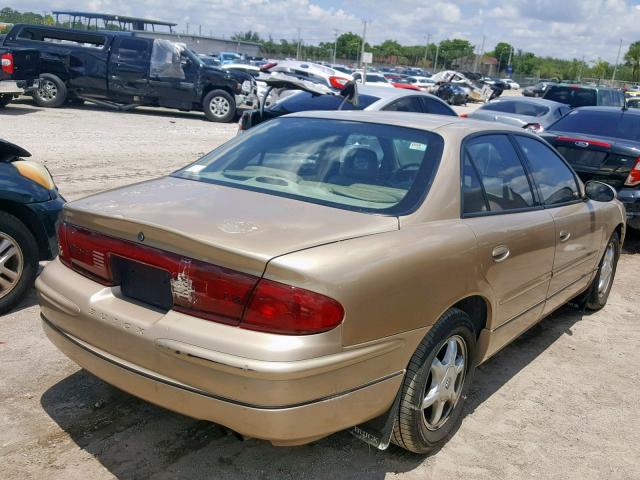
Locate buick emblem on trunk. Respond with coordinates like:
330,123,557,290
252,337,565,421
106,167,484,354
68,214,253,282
575,141,589,148
137,232,145,242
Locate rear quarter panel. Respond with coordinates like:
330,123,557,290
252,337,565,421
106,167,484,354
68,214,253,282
264,219,491,347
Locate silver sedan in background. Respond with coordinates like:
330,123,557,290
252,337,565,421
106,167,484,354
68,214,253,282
467,97,571,133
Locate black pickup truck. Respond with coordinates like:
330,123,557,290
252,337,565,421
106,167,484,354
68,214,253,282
2,24,252,122
0,44,40,108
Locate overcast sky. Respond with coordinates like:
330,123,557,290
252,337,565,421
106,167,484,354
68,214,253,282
11,0,639,62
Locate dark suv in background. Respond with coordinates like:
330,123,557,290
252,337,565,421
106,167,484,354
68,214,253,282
543,84,625,108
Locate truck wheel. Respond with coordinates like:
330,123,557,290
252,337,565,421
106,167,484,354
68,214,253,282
0,212,39,315
34,74,67,108
0,94,12,108
391,308,477,454
203,90,236,122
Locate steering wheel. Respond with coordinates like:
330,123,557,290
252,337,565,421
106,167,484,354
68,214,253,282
388,163,421,187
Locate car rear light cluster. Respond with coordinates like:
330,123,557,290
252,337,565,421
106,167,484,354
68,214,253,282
556,136,611,149
57,223,344,334
1,53,14,75
329,76,349,90
625,157,640,187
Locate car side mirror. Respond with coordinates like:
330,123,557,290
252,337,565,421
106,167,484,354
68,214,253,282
339,81,359,108
585,180,616,202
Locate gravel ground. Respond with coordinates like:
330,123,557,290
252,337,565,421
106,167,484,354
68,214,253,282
1,97,639,480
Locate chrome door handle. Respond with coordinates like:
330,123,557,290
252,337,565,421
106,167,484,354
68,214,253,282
559,231,571,242
492,245,510,263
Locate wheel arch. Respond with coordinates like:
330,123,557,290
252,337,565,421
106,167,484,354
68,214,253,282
0,202,52,260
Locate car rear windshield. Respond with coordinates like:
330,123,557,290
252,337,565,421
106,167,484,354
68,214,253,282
481,101,549,117
173,117,444,215
269,91,380,113
544,86,597,107
549,110,640,141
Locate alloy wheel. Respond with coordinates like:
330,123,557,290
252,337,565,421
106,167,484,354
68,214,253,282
422,335,467,431
0,233,23,299
597,242,615,300
210,96,230,117
38,80,58,102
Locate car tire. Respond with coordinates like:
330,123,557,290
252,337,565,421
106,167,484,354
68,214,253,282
0,211,39,315
584,231,620,311
33,73,68,108
203,89,236,122
0,94,12,108
391,308,477,454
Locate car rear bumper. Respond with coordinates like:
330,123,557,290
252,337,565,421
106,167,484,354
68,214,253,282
41,315,403,445
36,258,419,445
0,78,40,95
618,188,640,229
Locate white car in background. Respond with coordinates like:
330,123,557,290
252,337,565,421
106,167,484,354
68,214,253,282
502,78,520,90
265,60,353,89
352,71,395,88
406,76,437,92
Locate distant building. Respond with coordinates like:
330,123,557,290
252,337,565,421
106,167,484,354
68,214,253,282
453,55,498,76
51,10,261,57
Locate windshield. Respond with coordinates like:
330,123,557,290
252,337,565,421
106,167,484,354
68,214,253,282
549,110,640,141
367,75,388,83
269,91,380,113
173,117,444,214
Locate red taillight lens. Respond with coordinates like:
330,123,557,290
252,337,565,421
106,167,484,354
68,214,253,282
459,113,468,118
0,53,14,74
329,76,349,90
56,223,344,334
556,136,611,149
243,279,344,335
1,53,14,75
625,157,640,187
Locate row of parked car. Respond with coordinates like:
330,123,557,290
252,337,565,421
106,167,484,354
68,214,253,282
0,21,636,458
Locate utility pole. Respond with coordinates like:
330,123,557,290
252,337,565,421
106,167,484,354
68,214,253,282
433,43,440,72
577,55,585,81
423,33,431,65
476,35,486,74
358,20,368,69
296,27,302,60
612,38,623,82
186,23,189,35
333,29,339,64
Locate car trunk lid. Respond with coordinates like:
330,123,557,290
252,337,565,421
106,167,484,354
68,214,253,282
63,176,399,277
544,132,640,189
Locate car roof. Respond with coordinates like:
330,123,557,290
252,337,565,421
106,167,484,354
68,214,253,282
283,110,523,135
550,83,619,91
572,106,640,114
486,97,567,108
358,85,429,99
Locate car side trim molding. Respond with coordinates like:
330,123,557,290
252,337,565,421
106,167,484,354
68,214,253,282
154,337,406,380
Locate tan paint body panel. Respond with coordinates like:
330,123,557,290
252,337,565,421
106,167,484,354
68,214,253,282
37,111,627,444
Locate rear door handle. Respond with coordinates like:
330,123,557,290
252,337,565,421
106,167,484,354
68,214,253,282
559,231,571,242
492,245,510,263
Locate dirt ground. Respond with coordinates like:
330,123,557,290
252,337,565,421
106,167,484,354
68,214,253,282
1,98,639,480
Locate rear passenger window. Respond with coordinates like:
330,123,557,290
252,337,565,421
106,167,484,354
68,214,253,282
515,136,580,205
382,97,423,113
462,155,488,214
421,98,455,116
463,135,535,214
116,38,151,61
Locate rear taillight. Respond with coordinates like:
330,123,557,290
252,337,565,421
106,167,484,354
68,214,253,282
556,136,611,149
329,76,349,90
1,53,14,75
244,279,344,334
625,157,640,187
459,113,468,118
56,223,344,334
524,123,544,133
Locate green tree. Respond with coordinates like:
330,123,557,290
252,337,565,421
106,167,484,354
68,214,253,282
437,39,474,68
231,31,262,43
336,32,369,60
624,41,640,81
491,42,513,72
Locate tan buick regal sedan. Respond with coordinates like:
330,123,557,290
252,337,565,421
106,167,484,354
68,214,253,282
37,111,625,454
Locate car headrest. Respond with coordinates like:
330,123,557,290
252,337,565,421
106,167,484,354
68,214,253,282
341,148,379,181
